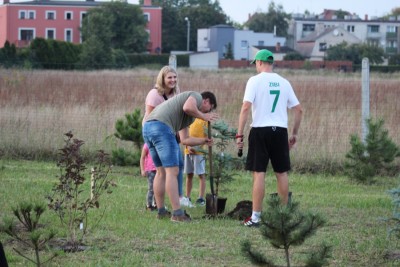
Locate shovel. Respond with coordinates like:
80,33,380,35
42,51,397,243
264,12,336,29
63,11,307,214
205,121,218,215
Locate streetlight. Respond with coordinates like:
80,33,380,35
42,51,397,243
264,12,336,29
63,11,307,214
184,17,190,51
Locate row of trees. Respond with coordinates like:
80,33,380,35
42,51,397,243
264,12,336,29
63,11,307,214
1,1,399,69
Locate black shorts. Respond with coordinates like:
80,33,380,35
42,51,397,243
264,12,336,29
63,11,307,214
245,126,290,173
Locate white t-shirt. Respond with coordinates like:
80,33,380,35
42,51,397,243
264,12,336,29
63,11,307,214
243,72,299,128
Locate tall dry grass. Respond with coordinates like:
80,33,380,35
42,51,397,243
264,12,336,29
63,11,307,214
0,67,399,171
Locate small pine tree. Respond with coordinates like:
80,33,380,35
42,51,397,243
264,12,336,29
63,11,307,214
345,118,400,184
113,108,144,166
241,196,331,267
384,184,400,240
209,120,241,196
0,202,58,267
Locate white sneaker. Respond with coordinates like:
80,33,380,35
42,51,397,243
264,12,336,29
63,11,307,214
180,197,195,208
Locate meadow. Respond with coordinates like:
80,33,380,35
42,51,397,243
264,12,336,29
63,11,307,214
0,67,400,266
0,67,399,171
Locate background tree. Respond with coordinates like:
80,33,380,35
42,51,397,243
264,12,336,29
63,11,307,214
79,2,147,68
81,2,147,53
143,0,228,53
334,9,350,19
245,1,290,36
0,41,17,68
326,42,385,65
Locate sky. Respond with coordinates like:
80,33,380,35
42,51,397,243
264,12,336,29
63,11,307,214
2,0,398,24
217,0,399,24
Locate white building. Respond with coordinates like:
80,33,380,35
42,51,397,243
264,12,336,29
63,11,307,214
288,13,400,56
198,24,286,60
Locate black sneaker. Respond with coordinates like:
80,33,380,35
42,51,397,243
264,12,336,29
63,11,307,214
195,198,205,206
242,216,260,227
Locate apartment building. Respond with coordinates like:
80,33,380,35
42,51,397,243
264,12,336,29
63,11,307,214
288,11,400,59
0,0,162,53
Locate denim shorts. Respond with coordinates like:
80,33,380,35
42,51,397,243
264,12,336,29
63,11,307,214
142,120,183,168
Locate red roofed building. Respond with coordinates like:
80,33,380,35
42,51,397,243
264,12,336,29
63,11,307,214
0,0,162,53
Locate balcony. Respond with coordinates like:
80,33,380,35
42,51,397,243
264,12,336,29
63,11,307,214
386,32,398,39
366,32,382,39
386,47,398,54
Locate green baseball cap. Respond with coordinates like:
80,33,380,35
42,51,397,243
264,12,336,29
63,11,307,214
251,49,274,64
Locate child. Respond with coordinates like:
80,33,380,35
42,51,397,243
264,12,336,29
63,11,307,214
183,118,207,206
140,143,157,211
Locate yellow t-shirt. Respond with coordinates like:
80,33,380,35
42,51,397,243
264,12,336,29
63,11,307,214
184,118,208,155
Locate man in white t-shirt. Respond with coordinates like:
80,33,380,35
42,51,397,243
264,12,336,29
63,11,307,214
236,49,303,227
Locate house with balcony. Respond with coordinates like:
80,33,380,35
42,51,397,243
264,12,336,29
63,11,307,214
288,10,400,58
0,0,162,53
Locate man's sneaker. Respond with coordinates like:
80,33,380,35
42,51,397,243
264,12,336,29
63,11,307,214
146,205,157,211
242,216,260,227
171,212,191,223
156,211,171,219
195,198,205,206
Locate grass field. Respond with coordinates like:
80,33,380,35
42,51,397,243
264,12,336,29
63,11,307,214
0,159,399,266
0,67,400,266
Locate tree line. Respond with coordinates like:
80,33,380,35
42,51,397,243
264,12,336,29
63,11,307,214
1,0,399,69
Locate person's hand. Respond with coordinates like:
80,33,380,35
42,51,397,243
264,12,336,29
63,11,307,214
203,112,219,122
141,170,146,177
187,146,196,154
236,137,243,149
204,138,214,147
289,135,297,150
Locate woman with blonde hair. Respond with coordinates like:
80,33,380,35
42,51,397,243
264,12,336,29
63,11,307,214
142,66,191,208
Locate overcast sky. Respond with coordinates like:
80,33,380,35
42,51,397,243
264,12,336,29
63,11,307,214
3,0,399,24
217,0,398,23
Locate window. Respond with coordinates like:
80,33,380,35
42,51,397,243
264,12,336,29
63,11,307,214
19,10,26,19
28,11,35,19
368,25,380,33
145,29,150,41
46,11,56,20
258,40,264,46
388,40,398,48
241,40,248,48
347,25,355,32
65,11,73,20
65,29,72,42
19,28,35,41
46,29,55,39
143,13,150,22
319,42,327,51
387,25,397,33
302,24,315,32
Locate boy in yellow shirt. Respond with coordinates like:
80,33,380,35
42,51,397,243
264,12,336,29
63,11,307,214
183,118,208,206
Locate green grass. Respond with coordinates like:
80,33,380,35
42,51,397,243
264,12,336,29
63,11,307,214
0,159,400,266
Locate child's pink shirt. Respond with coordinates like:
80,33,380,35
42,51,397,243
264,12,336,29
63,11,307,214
143,143,156,172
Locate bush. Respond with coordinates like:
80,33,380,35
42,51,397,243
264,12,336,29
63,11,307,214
345,118,400,184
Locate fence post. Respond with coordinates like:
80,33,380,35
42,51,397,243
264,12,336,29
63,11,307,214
90,168,95,200
169,55,177,70
361,57,370,144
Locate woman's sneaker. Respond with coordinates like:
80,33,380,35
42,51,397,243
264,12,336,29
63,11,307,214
242,216,260,227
